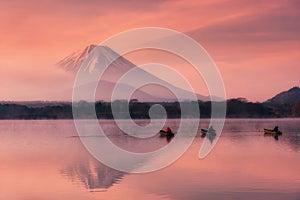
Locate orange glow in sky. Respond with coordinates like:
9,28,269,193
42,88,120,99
0,0,299,101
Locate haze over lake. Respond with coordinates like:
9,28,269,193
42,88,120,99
1,119,299,200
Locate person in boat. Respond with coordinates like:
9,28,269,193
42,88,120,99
166,127,172,135
273,126,279,132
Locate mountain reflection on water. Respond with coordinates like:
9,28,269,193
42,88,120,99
59,118,300,193
0,119,299,200
60,156,125,191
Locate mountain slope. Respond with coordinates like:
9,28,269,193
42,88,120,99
57,45,96,71
71,79,172,102
265,86,300,105
57,45,209,102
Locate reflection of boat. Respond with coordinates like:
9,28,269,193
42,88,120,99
159,130,175,137
263,128,282,136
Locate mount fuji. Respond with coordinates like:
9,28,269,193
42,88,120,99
57,45,209,102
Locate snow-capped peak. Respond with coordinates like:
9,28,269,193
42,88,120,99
57,44,135,73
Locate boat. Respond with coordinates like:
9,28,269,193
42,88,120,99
263,128,282,136
201,128,216,137
159,130,174,137
201,129,208,137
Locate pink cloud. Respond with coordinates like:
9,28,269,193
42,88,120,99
0,0,299,101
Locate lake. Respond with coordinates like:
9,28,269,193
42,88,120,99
0,119,299,200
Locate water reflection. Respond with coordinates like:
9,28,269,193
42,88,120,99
60,119,300,194
159,133,174,143
207,131,217,143
286,133,300,151
60,156,125,191
166,134,174,143
1,119,299,200
200,127,217,143
216,119,300,150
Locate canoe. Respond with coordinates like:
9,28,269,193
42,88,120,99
159,130,174,137
201,129,208,134
201,129,208,137
201,128,216,138
263,128,282,135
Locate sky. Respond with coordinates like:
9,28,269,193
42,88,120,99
0,0,299,102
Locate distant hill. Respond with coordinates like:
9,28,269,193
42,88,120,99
265,87,300,105
264,86,300,117
1,86,300,119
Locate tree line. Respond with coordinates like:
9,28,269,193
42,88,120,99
0,98,299,119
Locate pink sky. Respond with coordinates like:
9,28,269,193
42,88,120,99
0,0,299,102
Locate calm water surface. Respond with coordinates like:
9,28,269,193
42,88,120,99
0,119,299,200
